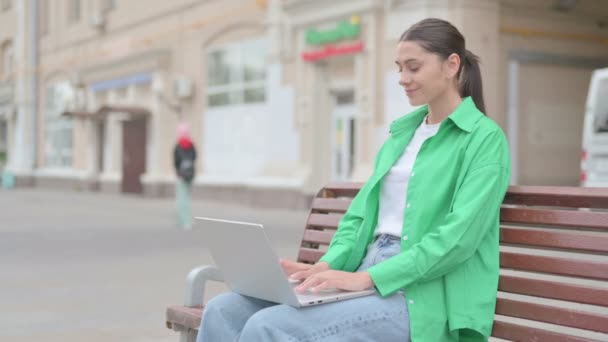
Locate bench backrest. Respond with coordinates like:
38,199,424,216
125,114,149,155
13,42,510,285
297,183,608,341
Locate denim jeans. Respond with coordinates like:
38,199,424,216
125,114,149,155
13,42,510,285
196,234,410,342
175,179,192,229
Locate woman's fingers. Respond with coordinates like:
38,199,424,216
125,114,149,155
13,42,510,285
290,261,329,280
289,271,305,280
310,280,332,292
295,274,323,292
295,271,370,292
280,259,312,275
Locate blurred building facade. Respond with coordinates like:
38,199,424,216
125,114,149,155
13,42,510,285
0,1,17,175
1,0,607,208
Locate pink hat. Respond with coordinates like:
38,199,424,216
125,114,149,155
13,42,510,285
177,123,190,139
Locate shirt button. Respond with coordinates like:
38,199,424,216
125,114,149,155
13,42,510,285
411,171,415,177
402,235,409,241
406,203,411,208
409,299,415,304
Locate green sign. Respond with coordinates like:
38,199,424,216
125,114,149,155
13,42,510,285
306,16,360,46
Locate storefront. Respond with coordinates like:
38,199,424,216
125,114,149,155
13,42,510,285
11,0,608,208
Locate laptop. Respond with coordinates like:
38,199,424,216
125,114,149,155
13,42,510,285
195,216,376,307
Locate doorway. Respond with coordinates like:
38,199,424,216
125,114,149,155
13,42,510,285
121,118,147,193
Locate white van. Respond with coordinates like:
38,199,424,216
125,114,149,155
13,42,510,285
581,68,608,187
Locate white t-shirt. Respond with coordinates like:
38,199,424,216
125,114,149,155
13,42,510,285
374,116,441,237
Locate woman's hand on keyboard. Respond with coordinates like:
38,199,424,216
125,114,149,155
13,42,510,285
288,261,330,282
295,270,373,293
280,259,316,277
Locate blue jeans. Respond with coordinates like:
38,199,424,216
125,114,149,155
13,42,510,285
196,234,410,341
175,179,192,229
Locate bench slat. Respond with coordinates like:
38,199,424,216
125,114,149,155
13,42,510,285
302,229,334,245
491,317,599,342
499,274,608,307
298,247,325,263
504,185,608,209
500,226,608,253
501,252,608,281
322,182,363,198
500,207,608,229
496,297,608,333
306,214,341,229
311,198,352,213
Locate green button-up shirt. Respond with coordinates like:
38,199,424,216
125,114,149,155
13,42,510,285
320,97,511,341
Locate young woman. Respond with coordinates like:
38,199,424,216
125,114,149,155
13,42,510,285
196,18,511,341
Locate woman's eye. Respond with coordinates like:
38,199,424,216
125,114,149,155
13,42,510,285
409,67,419,73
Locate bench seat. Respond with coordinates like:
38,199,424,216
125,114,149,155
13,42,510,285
166,183,608,342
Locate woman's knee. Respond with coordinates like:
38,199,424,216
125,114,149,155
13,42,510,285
198,293,257,342
204,292,238,310
206,292,243,308
201,293,244,323
240,306,296,340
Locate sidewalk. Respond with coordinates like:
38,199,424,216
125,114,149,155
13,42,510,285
0,188,308,342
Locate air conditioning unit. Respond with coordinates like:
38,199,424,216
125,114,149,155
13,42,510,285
90,11,106,30
174,77,193,99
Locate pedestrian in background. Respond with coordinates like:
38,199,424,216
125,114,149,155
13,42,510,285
173,123,197,229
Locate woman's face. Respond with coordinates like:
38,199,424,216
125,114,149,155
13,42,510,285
395,41,460,106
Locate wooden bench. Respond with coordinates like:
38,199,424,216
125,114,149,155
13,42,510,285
166,183,608,342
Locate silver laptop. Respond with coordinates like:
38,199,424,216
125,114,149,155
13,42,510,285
195,216,376,307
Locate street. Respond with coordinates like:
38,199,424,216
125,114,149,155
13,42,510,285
0,188,308,341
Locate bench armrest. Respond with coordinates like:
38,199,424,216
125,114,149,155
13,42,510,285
184,265,224,307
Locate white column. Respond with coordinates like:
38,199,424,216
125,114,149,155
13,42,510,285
266,0,282,63
352,13,376,181
143,71,166,184
107,90,120,176
294,27,314,189
85,89,97,176
307,63,330,193
507,61,519,185
10,0,34,174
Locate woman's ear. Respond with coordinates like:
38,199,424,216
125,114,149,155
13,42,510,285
445,53,461,80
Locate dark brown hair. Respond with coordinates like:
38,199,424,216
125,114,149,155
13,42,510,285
400,18,486,114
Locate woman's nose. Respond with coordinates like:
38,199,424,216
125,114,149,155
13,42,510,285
399,73,410,87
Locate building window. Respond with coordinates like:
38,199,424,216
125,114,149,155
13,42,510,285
1,0,11,11
206,38,267,107
68,0,81,23
45,82,74,168
1,41,13,79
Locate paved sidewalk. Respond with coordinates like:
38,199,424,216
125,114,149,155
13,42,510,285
0,188,308,342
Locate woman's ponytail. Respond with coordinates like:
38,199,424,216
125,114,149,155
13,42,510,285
460,49,486,114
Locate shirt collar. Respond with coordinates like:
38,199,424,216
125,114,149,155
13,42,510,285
389,97,483,135
447,97,483,133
